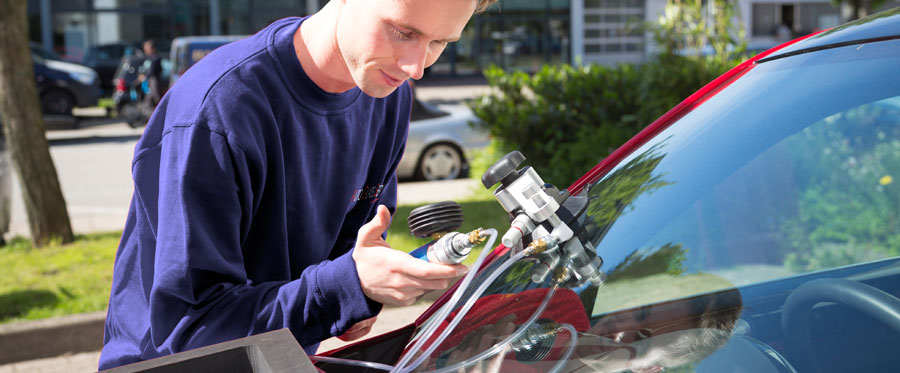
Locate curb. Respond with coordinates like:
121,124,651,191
0,311,106,365
0,290,446,366
45,125,144,144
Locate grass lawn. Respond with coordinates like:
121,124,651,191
0,232,120,324
0,186,509,325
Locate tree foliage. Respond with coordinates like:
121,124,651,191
782,102,900,271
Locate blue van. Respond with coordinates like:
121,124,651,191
168,35,247,88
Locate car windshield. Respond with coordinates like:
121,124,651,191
405,38,900,372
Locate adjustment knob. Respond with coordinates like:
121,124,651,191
482,150,526,189
407,201,464,239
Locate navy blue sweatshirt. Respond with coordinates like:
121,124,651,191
100,17,410,369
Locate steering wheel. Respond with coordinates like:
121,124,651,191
781,278,900,372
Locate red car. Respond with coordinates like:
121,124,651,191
314,8,900,373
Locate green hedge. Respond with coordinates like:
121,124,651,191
469,54,738,187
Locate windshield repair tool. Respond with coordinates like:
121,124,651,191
407,201,488,264
482,151,605,287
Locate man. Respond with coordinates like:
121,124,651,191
141,40,163,111
130,40,163,128
576,276,743,372
99,0,496,369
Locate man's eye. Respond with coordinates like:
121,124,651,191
392,28,413,41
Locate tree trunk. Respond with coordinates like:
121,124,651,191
0,0,74,246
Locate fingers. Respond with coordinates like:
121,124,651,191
346,317,377,334
383,288,427,306
338,317,377,342
357,205,392,242
354,209,471,306
398,276,451,291
337,323,373,341
400,256,469,279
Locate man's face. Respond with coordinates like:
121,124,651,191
335,0,476,98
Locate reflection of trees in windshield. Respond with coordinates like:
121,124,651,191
606,243,687,282
782,100,900,272
499,260,539,293
584,142,672,244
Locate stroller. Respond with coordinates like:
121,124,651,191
118,78,153,128
112,54,168,128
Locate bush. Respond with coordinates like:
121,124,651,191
469,0,747,186
469,54,736,186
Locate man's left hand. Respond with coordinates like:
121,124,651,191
338,317,377,341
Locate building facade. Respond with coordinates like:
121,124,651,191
575,0,899,66
28,0,900,76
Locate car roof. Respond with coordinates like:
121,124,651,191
761,7,900,62
172,35,247,44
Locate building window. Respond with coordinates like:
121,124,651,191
464,0,570,75
753,2,839,38
582,0,644,65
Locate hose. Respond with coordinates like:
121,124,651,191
397,249,533,372
390,228,499,372
428,286,558,373
551,323,578,373
310,295,577,373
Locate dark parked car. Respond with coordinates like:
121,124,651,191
29,42,63,61
31,52,101,117
312,8,900,373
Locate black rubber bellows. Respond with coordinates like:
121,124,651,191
408,201,464,239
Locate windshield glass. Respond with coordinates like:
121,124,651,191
405,39,900,373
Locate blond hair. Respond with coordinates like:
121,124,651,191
475,0,497,13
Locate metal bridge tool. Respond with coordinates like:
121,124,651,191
482,151,605,286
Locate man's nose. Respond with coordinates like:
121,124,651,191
397,43,428,80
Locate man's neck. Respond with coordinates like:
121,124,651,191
294,2,356,94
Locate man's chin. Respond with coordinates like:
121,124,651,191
359,84,399,98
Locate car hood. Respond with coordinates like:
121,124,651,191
44,59,98,76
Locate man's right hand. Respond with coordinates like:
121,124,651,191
353,205,469,306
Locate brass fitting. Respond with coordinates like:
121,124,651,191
525,238,549,255
430,232,447,241
467,228,487,245
552,266,571,286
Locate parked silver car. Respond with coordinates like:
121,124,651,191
398,99,490,181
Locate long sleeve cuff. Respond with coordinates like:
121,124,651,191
314,249,383,337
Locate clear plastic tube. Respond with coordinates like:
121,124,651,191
399,249,534,372
309,355,395,371
549,323,578,373
427,286,558,373
391,228,499,373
